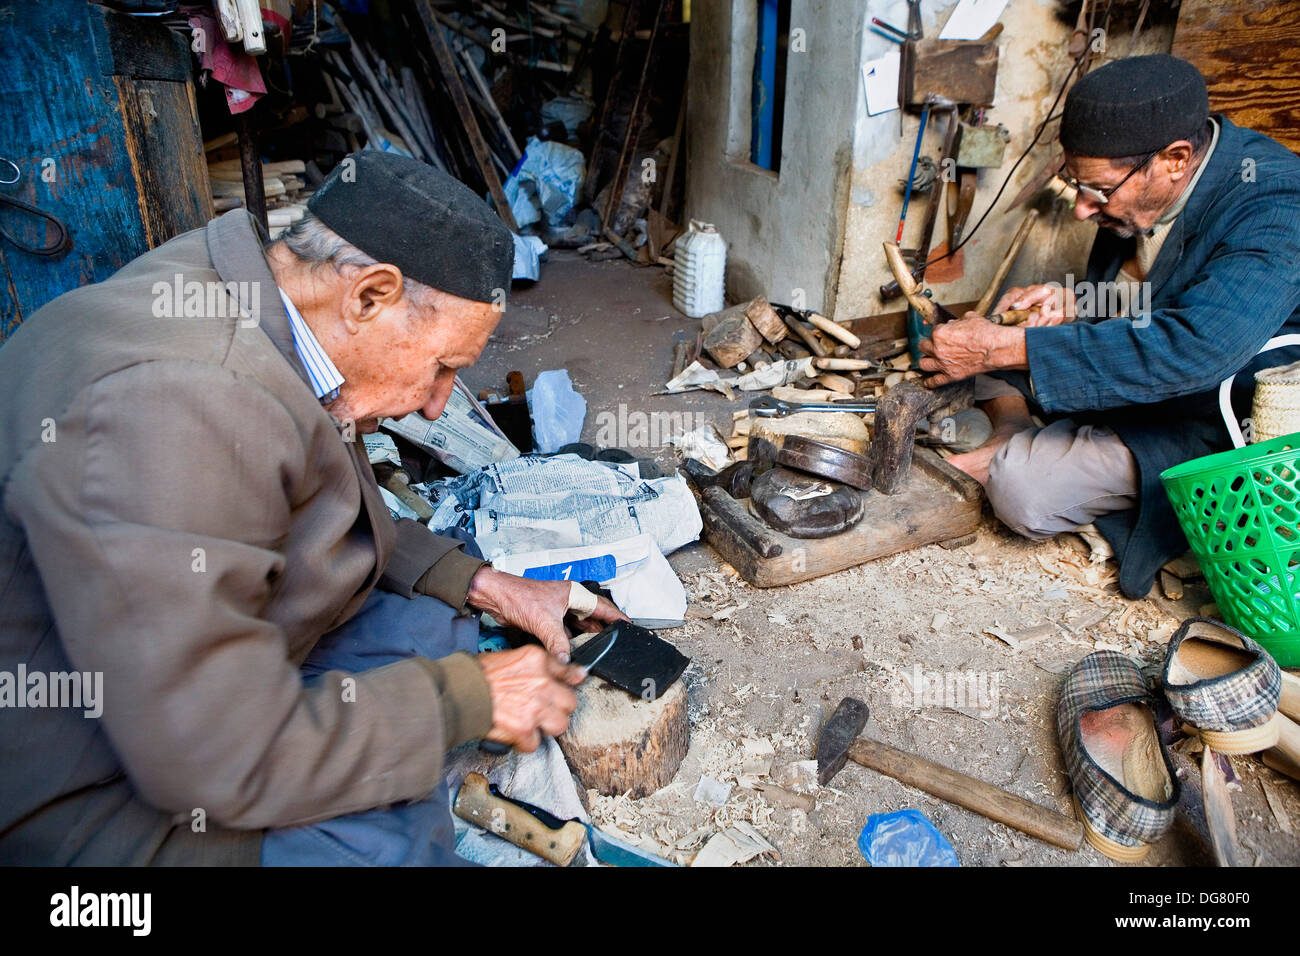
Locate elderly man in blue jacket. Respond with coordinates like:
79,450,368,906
919,54,1300,599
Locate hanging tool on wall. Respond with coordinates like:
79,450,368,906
947,119,1010,248
895,105,930,244
884,94,958,299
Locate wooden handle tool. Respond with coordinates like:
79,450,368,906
452,772,587,866
845,736,1083,850
974,209,1038,317
818,698,1082,850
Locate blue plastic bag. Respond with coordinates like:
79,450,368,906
857,809,960,867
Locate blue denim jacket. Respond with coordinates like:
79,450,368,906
1012,116,1300,597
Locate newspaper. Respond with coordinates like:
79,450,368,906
421,454,702,561
362,432,402,466
492,533,687,623
382,377,518,474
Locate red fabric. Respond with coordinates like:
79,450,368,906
189,13,267,115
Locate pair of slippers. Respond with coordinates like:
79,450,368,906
1058,618,1300,862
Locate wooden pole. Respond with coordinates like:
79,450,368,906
414,0,519,232
236,112,267,234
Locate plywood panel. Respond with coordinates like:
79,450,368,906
1172,0,1300,154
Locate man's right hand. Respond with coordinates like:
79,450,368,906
477,645,585,752
994,283,1075,326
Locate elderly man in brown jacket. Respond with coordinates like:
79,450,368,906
0,152,622,865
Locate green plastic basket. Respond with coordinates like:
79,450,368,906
1162,432,1300,666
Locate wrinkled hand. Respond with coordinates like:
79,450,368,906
918,314,1029,387
467,566,628,661
994,283,1075,327
477,646,585,752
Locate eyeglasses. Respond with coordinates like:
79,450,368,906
1057,148,1159,205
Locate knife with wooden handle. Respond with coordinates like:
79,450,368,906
453,772,587,866
453,771,678,866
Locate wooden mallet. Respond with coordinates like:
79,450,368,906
816,697,1083,851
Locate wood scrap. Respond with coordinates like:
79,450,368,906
744,296,787,345
807,312,861,349
703,310,763,369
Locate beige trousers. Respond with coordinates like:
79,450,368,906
985,418,1140,539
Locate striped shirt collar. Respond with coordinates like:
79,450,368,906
278,288,344,404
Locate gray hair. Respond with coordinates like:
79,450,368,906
271,212,440,308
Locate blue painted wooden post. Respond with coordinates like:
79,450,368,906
0,0,210,341
750,0,779,169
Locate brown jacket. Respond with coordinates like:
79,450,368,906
0,211,493,865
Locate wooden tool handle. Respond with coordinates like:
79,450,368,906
782,313,829,357
974,209,1038,317
1272,712,1300,766
807,312,862,349
814,358,878,371
848,737,1083,850
989,308,1036,326
452,772,587,866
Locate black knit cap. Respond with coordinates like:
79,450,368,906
1060,54,1209,158
306,151,513,304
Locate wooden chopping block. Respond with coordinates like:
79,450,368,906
744,295,788,345
751,411,871,456
557,674,689,798
703,310,762,368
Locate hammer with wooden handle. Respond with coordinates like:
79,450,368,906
816,697,1083,851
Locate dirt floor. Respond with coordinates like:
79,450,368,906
468,250,1300,867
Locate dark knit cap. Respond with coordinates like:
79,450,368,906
1060,55,1209,157
307,151,513,303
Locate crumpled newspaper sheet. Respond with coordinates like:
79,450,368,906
419,454,702,561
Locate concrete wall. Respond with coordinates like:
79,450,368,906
684,0,869,313
686,0,1176,321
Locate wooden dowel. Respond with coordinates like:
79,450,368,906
807,312,861,349
974,209,1038,316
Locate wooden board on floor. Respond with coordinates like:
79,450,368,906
697,447,983,587
1172,0,1300,154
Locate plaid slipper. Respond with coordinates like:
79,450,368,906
1058,651,1179,862
1162,618,1282,754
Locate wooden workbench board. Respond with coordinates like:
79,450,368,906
697,448,983,587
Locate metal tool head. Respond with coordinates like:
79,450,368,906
571,621,689,701
748,395,877,419
586,825,679,867
816,697,870,786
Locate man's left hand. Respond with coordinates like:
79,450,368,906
918,313,1030,387
467,566,628,662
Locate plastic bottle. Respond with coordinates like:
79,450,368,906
672,220,726,318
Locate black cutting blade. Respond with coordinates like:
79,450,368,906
571,621,690,701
